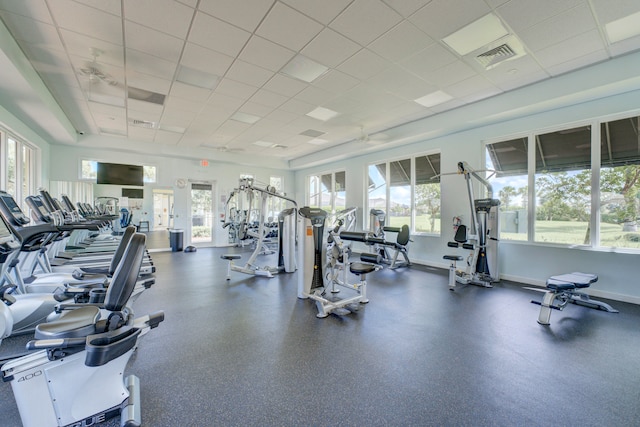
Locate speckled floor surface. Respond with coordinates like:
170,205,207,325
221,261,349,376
1,247,639,426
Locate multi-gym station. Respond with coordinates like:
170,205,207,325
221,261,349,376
1,1,639,426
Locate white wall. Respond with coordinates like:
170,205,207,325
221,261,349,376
48,145,295,247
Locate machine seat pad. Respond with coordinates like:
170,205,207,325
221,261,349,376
221,254,241,260
34,306,100,340
443,255,463,261
350,262,377,275
548,272,597,289
545,281,576,292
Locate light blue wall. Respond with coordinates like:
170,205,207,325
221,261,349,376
294,87,640,304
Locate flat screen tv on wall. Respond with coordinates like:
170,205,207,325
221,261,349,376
122,188,144,199
97,162,144,186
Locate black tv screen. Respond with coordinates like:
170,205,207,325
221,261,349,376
97,162,144,186
122,188,144,199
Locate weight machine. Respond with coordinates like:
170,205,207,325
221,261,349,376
444,161,500,289
222,178,297,278
298,207,379,318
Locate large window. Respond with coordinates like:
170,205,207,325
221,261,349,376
367,153,441,234
2,132,37,213
307,171,346,214
486,114,640,250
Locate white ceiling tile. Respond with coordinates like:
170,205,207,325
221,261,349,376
301,28,361,68
368,21,434,62
225,60,274,87
381,0,431,18
238,101,274,117
279,98,315,114
154,129,183,145
544,49,609,76
126,71,171,94
124,21,183,63
265,109,300,124
160,107,196,129
169,81,212,102
337,48,391,80
534,29,607,70
48,0,123,45
0,1,53,24
59,30,124,68
127,126,156,142
330,0,403,46
198,0,274,32
445,74,500,100
423,60,476,87
0,12,59,46
294,86,337,106
207,93,245,112
256,2,324,51
313,70,360,93
239,36,296,72
409,0,491,40
128,100,164,116
589,0,640,25
399,43,458,76
263,74,308,97
124,0,194,39
180,43,234,76
519,3,598,52
215,78,259,99
164,95,206,113
248,89,289,108
483,55,545,85
281,0,352,25
126,49,177,80
497,0,582,32
368,65,436,100
74,0,122,17
189,11,252,57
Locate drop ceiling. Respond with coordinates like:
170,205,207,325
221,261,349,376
1,0,640,168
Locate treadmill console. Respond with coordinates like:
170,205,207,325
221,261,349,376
0,213,20,260
0,191,30,225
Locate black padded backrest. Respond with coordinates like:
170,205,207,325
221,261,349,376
104,233,146,311
454,224,467,243
396,224,410,246
108,226,137,275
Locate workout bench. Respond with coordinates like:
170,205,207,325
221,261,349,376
221,254,241,280
532,272,618,325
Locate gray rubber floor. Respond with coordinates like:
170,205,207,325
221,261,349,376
2,247,639,426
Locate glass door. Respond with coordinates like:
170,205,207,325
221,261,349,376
190,183,213,244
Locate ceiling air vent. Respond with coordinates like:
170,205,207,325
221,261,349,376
475,43,517,69
129,119,156,129
128,86,166,105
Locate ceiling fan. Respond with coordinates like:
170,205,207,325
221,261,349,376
357,125,390,145
78,48,118,86
202,144,244,153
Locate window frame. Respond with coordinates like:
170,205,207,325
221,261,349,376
366,151,441,235
483,110,640,253
306,170,347,215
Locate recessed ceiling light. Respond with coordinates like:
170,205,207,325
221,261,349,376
605,11,640,43
306,107,339,121
231,112,261,124
160,125,186,134
281,54,329,83
307,138,328,145
414,91,454,108
443,14,509,56
176,65,219,90
253,140,275,147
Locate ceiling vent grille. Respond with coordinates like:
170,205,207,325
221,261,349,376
129,119,156,129
475,43,517,69
128,87,166,105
